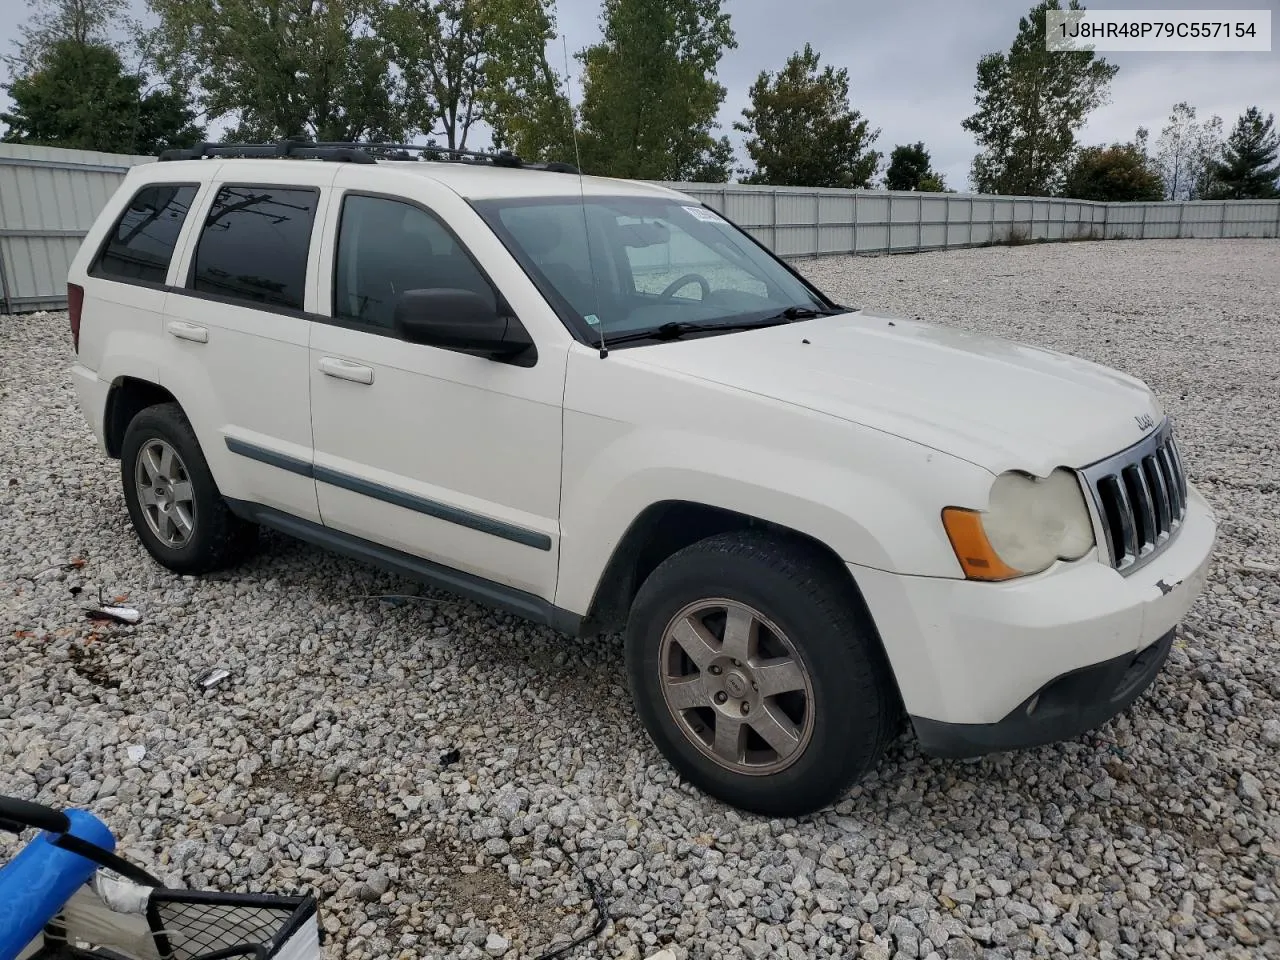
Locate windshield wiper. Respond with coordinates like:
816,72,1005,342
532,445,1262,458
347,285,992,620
602,317,793,347
763,304,846,322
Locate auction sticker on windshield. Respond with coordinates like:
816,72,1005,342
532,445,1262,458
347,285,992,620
683,205,726,223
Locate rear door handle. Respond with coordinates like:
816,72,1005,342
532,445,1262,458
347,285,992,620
318,356,374,385
166,321,208,343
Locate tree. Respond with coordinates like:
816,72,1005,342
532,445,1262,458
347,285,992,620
4,0,134,77
885,142,942,191
963,0,1118,196
733,44,879,188
145,0,407,142
577,0,737,181
481,1,576,163
383,0,572,155
1210,107,1280,199
1,39,203,153
1061,142,1164,201
917,173,951,193
1154,102,1225,200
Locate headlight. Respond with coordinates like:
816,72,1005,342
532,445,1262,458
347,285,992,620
943,469,1095,580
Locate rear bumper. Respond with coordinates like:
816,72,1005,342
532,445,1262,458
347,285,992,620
69,363,109,454
911,628,1175,757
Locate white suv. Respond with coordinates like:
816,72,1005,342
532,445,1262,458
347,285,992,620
66,141,1216,817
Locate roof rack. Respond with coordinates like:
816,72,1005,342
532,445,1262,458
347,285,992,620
158,139,580,174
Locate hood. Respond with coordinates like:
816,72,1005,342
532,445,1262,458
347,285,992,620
622,310,1164,476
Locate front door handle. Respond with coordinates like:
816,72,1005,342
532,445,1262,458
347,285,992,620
318,357,374,385
166,321,208,343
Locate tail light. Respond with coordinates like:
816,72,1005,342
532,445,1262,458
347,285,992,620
68,283,84,353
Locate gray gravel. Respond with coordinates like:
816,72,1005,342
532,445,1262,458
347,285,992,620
3,237,1279,960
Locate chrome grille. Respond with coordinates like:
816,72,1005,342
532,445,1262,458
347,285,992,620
1079,421,1188,574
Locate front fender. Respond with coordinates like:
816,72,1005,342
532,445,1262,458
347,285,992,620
554,415,991,617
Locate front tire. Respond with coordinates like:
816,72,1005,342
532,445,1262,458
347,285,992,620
624,531,897,817
120,403,256,574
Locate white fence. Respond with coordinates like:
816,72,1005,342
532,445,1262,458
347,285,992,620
0,144,156,312
2,143,1278,313
664,182,1280,258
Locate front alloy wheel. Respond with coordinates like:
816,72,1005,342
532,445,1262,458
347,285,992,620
625,531,898,817
659,598,814,775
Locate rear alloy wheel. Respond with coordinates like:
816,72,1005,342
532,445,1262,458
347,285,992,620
133,437,197,549
626,530,898,817
121,403,257,574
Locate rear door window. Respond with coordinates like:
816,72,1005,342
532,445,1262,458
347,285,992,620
188,186,319,311
93,184,198,285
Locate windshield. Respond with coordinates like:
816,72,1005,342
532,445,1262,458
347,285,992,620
472,195,838,344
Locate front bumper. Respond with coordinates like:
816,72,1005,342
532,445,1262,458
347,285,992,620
912,628,1175,757
852,483,1216,748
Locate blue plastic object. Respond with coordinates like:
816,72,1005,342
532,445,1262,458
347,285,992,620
0,809,116,960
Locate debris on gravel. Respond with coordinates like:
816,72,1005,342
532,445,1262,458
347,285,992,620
3,238,1278,959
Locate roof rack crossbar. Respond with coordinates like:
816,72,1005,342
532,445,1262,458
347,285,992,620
157,140,579,174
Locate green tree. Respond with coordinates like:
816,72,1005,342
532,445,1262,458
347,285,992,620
383,0,572,155
917,172,951,193
577,0,737,181
481,1,575,162
1061,142,1164,201
145,0,407,142
4,0,135,77
1,39,203,153
963,0,1118,196
734,44,879,188
1210,107,1280,199
885,141,941,191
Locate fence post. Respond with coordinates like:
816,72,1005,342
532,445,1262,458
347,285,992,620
917,195,924,252
770,188,778,253
1274,200,1280,239
0,247,12,315
967,196,974,248
1221,201,1228,238
852,191,859,255
887,193,894,254
1176,202,1185,239
813,192,821,257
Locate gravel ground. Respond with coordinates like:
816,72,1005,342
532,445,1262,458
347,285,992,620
3,237,1278,960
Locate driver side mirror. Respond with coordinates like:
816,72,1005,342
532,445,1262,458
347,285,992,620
393,288,536,366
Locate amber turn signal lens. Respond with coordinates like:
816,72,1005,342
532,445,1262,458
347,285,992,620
941,507,1022,581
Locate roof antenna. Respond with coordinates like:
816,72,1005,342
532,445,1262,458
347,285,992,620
560,32,607,358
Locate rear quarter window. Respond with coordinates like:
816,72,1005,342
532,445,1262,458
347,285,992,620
188,186,319,311
91,184,199,285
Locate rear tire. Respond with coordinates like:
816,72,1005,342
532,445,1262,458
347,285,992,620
624,530,897,817
120,403,256,574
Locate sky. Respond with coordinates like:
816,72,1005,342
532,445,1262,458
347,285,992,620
1,0,1277,190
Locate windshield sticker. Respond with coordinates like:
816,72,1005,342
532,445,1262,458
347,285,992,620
584,314,601,326
683,205,725,223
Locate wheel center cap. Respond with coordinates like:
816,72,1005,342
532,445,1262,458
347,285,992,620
724,672,748,699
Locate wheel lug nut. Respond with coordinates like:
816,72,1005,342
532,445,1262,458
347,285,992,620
709,665,722,675
714,692,727,705
741,702,750,715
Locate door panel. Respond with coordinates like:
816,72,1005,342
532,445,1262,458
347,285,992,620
309,178,569,599
310,325,562,595
160,173,334,522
